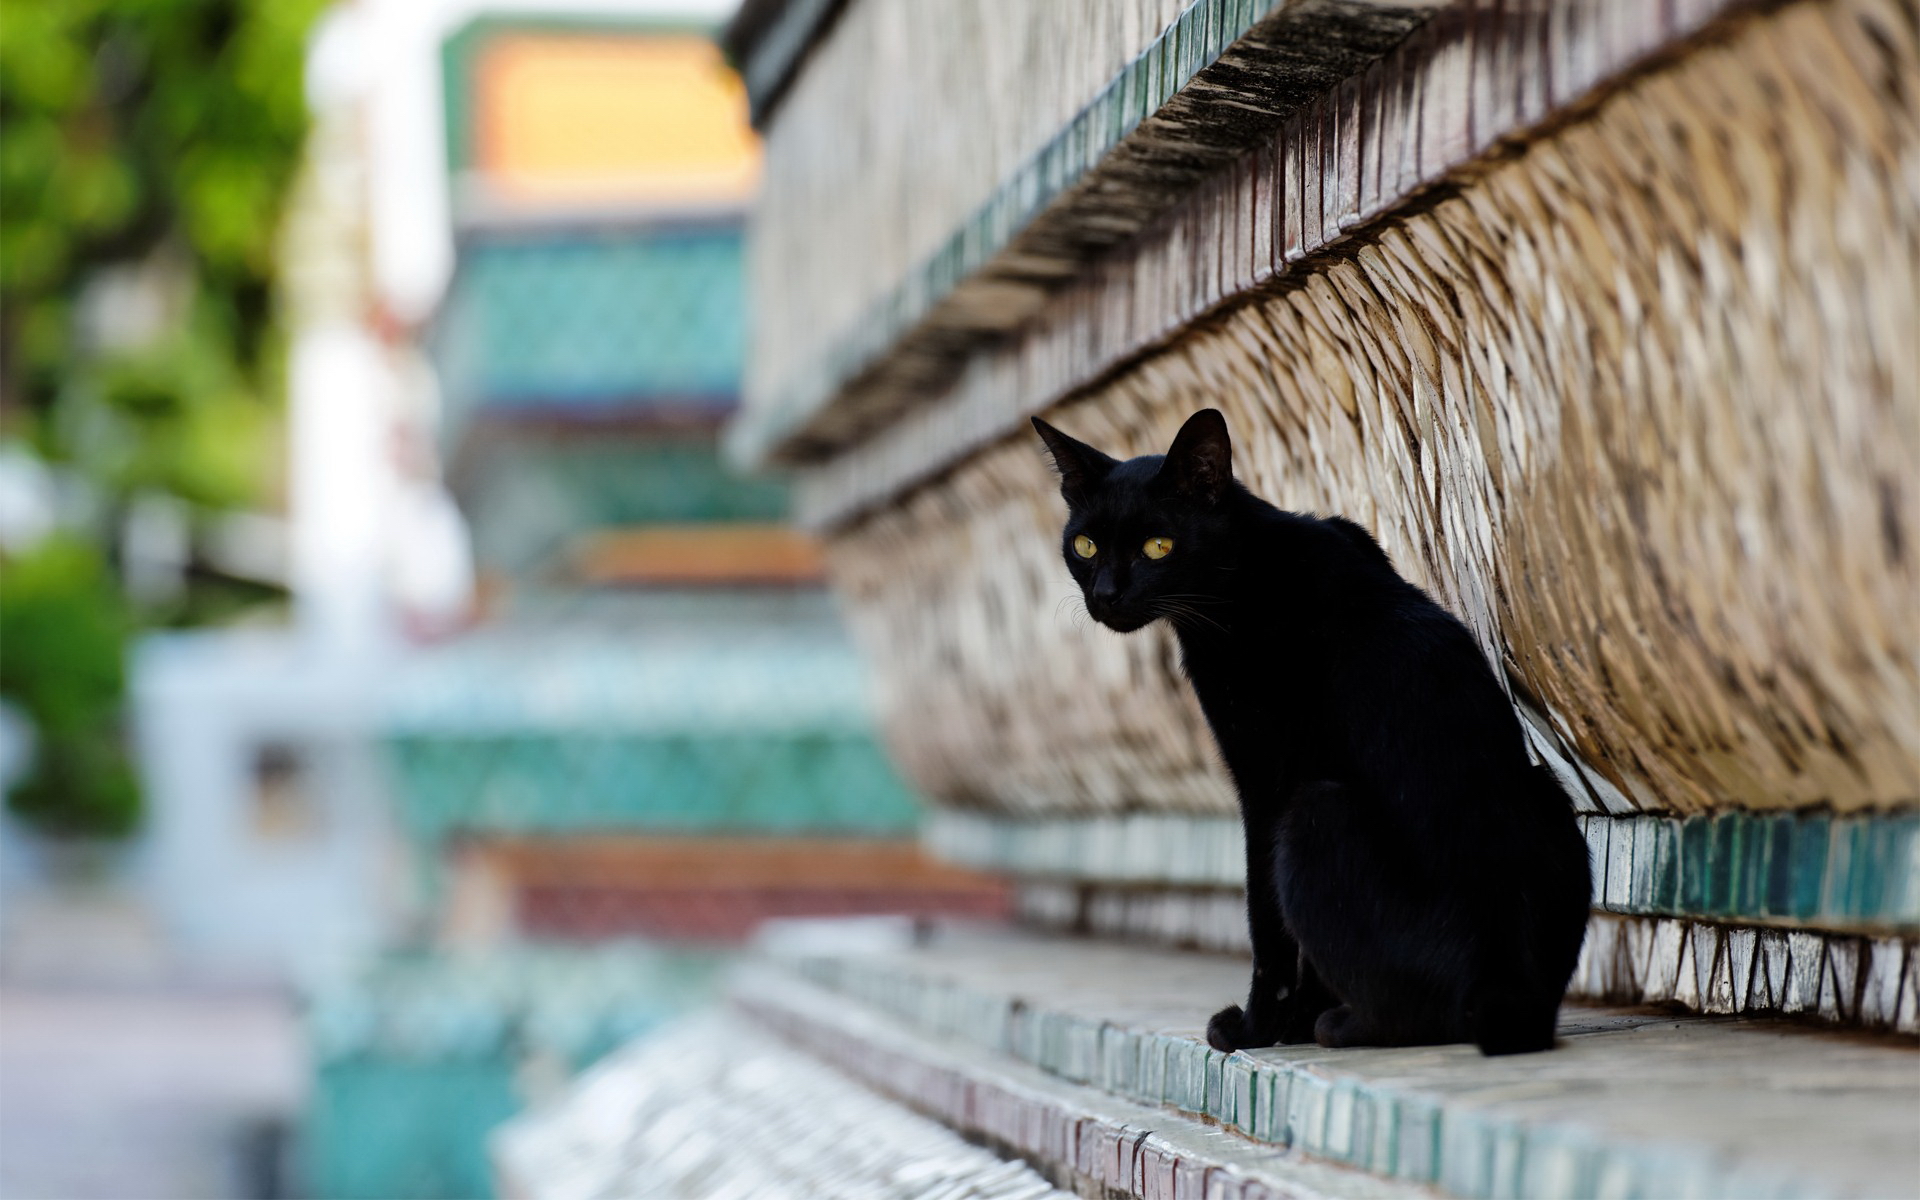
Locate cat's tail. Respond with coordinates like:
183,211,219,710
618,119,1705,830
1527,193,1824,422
1469,986,1559,1056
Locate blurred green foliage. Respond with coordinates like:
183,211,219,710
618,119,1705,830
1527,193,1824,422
1,0,322,484
0,536,139,836
0,0,326,836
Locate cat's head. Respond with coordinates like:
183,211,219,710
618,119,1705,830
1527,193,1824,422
1031,408,1237,633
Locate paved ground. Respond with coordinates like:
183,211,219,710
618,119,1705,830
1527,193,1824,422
0,987,304,1200
0,888,305,1200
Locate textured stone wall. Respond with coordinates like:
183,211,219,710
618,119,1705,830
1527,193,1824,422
826,0,1919,819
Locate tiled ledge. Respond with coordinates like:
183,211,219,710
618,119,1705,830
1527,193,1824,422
1014,886,1920,1032
730,0,1438,467
927,808,1920,933
754,928,1920,1200
738,968,1427,1200
779,0,1764,526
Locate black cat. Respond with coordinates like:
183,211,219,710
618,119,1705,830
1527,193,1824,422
1033,408,1591,1055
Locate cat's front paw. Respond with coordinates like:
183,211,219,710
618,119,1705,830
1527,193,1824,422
1206,1004,1277,1052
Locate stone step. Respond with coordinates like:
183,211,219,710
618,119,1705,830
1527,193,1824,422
494,1002,1413,1200
738,966,1430,1200
494,1013,1072,1199
748,926,1920,1200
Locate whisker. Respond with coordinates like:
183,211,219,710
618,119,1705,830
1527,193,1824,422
1152,600,1229,635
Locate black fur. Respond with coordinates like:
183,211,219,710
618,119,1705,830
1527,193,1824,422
1033,409,1591,1056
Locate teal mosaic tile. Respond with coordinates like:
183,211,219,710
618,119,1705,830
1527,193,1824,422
1519,1127,1597,1199
1488,1122,1528,1200
1061,1014,1100,1083
1203,1048,1225,1119
1101,1024,1137,1096
1339,1082,1371,1169
387,730,920,848
1650,818,1683,911
1163,1037,1197,1110
1324,1081,1358,1163
1362,1087,1399,1176
1439,1105,1494,1198
939,807,1919,935
1791,816,1832,920
1764,813,1799,919
1136,1032,1168,1104
1394,1094,1441,1183
433,226,744,441
1010,1006,1040,1066
1707,812,1742,917
1842,816,1914,923
1735,813,1771,915
1590,1150,1638,1200
1254,1068,1285,1143
1897,820,1920,924
1223,1054,1256,1133
1290,1072,1332,1158
1865,817,1912,921
1679,817,1712,912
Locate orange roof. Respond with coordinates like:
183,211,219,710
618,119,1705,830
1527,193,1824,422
472,33,760,206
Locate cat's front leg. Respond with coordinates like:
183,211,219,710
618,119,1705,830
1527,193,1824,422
1208,814,1323,1051
1208,946,1334,1050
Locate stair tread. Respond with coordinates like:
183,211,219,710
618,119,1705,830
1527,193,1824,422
496,1013,1076,1199
761,926,1920,1199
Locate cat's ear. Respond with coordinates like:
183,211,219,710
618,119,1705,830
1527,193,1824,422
1031,417,1117,505
1157,408,1233,503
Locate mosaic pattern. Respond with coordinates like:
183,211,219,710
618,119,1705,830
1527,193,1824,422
930,809,1920,933
753,931,1920,1199
1584,812,1920,931
305,944,722,1200
433,223,745,442
742,973,1427,1200
1013,884,1919,1033
388,731,919,843
383,598,923,849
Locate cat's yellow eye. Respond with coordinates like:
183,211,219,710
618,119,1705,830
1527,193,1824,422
1143,536,1174,560
1073,534,1097,559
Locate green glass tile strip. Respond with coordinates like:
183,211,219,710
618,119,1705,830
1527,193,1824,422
386,730,922,844
1586,812,1920,932
306,943,722,1200
433,225,745,447
730,0,1432,465
306,1058,518,1200
926,808,1920,932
